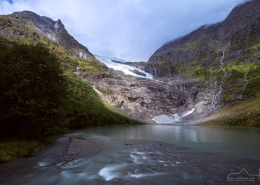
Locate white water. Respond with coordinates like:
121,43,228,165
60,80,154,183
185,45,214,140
153,64,157,77
99,164,126,181
95,55,153,79
209,43,230,110
218,49,225,73
2,126,260,185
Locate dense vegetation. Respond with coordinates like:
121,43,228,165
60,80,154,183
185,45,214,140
0,38,140,162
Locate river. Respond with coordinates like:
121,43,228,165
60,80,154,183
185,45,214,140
1,125,260,184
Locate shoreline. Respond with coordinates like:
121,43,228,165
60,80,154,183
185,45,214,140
1,134,260,184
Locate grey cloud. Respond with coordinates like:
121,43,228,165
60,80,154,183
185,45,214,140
0,0,247,61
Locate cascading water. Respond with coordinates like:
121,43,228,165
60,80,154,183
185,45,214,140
209,43,230,110
153,64,157,77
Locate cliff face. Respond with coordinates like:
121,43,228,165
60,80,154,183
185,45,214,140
0,11,94,60
148,0,260,66
1,2,259,125
0,11,107,74
87,0,260,124
132,0,260,125
87,72,216,123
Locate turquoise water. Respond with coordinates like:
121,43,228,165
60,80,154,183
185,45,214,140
1,125,260,185
82,125,260,160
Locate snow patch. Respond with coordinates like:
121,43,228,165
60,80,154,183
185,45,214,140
152,108,195,124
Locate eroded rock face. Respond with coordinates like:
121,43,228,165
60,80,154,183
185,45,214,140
85,72,220,123
0,11,94,60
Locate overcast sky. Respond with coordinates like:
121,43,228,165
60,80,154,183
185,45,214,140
0,0,247,61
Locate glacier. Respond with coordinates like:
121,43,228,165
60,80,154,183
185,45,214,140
95,55,153,79
152,108,195,124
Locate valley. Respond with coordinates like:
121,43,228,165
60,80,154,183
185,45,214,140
0,0,260,184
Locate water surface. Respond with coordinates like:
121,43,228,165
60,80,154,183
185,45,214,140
1,125,260,185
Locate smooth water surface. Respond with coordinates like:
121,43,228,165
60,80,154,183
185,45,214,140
1,125,260,185
82,125,260,160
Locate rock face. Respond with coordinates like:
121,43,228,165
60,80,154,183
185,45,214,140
86,0,260,123
148,0,260,66
0,11,94,60
1,2,259,125
86,72,219,123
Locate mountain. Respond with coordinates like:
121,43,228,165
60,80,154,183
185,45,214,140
87,0,260,126
1,3,259,127
0,11,142,152
147,0,260,78
1,11,93,60
142,0,260,126
0,11,106,73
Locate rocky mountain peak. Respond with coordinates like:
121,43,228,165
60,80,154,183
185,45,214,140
1,11,94,60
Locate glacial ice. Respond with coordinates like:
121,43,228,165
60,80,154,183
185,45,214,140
94,55,153,79
152,108,195,124
152,114,181,124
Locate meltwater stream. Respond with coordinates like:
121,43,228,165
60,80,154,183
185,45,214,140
1,125,260,185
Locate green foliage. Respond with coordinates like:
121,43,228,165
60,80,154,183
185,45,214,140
64,72,140,130
0,139,42,163
194,66,211,81
201,96,260,127
244,64,260,96
0,40,68,139
78,59,106,74
0,37,141,143
225,69,244,82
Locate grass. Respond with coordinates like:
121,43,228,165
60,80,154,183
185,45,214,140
78,59,106,74
0,139,43,163
199,97,260,127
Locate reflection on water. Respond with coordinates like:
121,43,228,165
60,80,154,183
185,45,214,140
83,125,260,159
1,125,260,185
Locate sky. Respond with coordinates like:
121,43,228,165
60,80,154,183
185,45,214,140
0,0,248,61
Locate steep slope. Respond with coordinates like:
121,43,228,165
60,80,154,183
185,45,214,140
0,11,142,130
144,0,260,126
0,11,106,73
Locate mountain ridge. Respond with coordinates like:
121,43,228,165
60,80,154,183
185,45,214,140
3,11,94,60
0,2,259,126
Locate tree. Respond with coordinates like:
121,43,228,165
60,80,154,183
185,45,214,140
0,41,68,139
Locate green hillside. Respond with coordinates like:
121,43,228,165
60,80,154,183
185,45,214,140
0,37,141,162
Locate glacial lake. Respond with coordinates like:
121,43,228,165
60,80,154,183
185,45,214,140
1,125,260,185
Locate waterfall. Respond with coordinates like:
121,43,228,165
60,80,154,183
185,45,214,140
153,65,157,77
218,49,225,73
209,43,230,110
176,66,181,79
